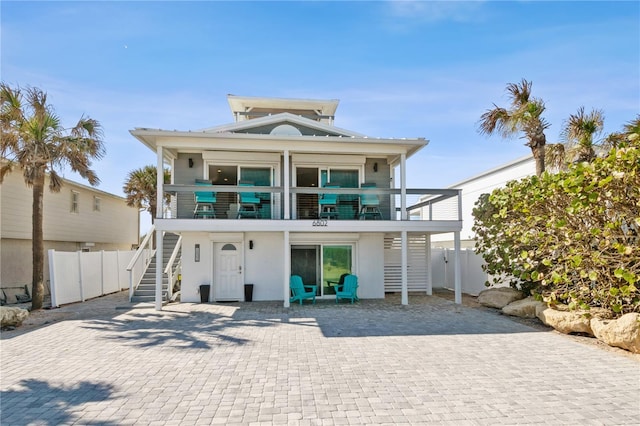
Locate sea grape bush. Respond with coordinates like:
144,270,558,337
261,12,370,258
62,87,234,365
473,136,639,316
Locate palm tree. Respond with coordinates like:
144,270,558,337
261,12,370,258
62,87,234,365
479,79,550,177
123,165,170,224
1,83,104,310
546,107,606,170
602,115,640,150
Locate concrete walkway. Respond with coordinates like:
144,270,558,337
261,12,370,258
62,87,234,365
1,292,638,425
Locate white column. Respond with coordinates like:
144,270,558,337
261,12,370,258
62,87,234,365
401,230,408,305
283,150,290,220
156,146,164,220
155,230,164,311
426,233,432,296
284,231,290,307
454,231,462,304
400,153,407,220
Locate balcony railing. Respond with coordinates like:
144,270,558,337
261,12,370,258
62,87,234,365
163,184,461,222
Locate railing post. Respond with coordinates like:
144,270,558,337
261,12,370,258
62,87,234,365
400,154,407,220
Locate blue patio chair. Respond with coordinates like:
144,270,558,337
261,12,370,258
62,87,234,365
319,183,339,219
326,272,349,295
290,275,317,305
237,181,261,218
358,182,382,220
335,274,359,304
193,180,216,219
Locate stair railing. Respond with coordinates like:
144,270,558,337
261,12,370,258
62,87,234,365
163,234,182,301
126,225,156,300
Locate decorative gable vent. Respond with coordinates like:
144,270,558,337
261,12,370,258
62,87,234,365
270,124,302,136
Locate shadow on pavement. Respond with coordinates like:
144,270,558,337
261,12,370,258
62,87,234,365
81,309,278,349
0,379,117,426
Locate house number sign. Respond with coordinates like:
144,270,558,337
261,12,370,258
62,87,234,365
312,219,328,227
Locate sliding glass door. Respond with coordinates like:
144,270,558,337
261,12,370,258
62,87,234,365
291,244,353,297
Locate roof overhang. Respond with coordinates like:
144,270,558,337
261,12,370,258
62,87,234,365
227,95,339,121
130,128,427,161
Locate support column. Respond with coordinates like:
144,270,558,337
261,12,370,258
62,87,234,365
454,231,462,305
283,149,290,220
155,229,164,311
401,230,408,305
400,153,407,220
284,231,290,307
426,233,432,296
155,146,165,311
156,147,164,220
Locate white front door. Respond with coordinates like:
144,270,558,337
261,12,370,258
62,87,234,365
214,242,242,301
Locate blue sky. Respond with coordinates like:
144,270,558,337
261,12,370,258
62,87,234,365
2,1,639,228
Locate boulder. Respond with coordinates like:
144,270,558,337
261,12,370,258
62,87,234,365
502,297,547,318
591,313,640,354
536,307,593,336
477,287,524,309
0,306,29,328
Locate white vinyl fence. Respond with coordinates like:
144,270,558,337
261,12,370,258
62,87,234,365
48,249,136,307
431,248,489,296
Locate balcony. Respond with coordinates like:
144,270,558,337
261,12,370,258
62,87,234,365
163,184,461,223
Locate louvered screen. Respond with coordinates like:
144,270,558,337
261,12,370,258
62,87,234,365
384,233,428,292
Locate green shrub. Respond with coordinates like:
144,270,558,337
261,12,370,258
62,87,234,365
473,138,639,316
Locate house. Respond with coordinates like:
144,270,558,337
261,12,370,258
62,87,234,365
0,169,139,302
130,95,463,309
428,154,536,248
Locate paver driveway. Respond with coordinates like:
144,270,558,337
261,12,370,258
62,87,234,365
1,292,639,425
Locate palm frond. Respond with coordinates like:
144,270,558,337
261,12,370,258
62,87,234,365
479,106,512,137
506,79,532,108
48,170,63,192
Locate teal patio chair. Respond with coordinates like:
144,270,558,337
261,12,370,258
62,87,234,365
358,182,382,220
237,181,261,218
193,180,216,219
290,275,317,305
335,274,359,304
319,184,339,219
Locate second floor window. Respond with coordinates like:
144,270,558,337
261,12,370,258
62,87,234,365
93,196,101,212
71,191,79,213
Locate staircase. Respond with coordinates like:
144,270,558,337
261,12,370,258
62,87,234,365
131,233,181,303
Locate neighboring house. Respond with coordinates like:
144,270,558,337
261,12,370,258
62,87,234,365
130,95,463,309
0,169,139,300
428,154,536,248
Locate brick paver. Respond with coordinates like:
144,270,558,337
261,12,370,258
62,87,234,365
1,292,639,425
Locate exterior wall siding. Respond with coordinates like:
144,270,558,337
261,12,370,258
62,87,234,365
1,171,139,290
431,156,535,246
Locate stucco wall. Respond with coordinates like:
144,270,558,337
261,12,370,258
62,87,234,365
178,231,385,303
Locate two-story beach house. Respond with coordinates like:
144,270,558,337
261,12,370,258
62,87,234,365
130,95,463,310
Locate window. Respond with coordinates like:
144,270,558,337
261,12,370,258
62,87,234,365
71,191,79,213
93,196,101,212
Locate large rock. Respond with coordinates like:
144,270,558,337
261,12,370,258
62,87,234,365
0,306,29,327
502,297,547,318
591,313,640,354
536,306,593,336
477,287,525,309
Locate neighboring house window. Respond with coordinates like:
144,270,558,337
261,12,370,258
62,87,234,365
93,196,101,212
71,191,80,213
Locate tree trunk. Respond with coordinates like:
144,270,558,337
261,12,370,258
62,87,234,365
529,126,547,177
31,172,45,310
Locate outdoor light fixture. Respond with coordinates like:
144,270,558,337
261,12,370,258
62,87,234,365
188,158,194,168
195,244,200,262
373,162,378,172
249,240,254,250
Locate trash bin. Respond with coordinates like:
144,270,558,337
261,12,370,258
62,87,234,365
199,284,210,303
244,284,254,302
